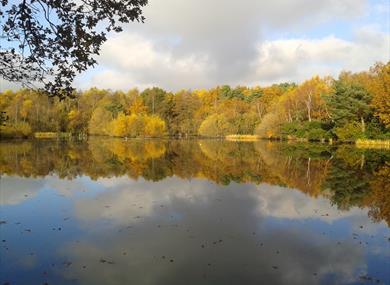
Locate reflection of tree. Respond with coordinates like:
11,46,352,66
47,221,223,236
323,147,390,226
0,139,389,225
254,142,332,197
323,159,370,210
365,163,390,226
198,140,271,185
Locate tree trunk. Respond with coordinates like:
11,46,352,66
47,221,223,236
361,116,365,133
256,103,262,119
305,92,312,122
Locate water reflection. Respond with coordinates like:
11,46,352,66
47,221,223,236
0,139,389,284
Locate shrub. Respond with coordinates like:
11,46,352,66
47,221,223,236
280,121,330,141
335,122,365,141
306,128,330,141
0,122,32,138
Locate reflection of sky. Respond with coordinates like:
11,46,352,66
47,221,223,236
1,175,389,285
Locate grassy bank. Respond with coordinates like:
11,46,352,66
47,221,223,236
34,132,72,139
356,139,390,149
225,135,260,141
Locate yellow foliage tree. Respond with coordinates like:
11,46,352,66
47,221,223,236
111,113,131,137
369,62,390,128
144,115,167,137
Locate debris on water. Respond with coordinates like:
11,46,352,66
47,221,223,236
100,258,115,264
2,240,6,243
24,229,32,232
272,266,278,269
82,265,86,269
0,221,6,225
161,256,166,259
201,244,205,248
359,275,373,281
63,217,70,221
63,261,72,267
170,259,174,263
359,225,363,229
58,227,61,231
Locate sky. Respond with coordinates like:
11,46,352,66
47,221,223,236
2,0,390,91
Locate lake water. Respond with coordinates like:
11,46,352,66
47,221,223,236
0,139,389,285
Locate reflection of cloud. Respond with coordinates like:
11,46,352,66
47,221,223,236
74,177,214,226
0,176,44,205
44,176,87,197
0,175,91,205
65,177,366,285
254,183,365,222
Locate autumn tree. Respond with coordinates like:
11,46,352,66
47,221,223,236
89,107,113,136
368,62,390,128
144,116,167,137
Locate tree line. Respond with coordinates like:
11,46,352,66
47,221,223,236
0,61,388,141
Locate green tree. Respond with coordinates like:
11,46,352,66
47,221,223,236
326,79,372,134
141,87,167,115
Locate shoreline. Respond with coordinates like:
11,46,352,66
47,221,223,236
1,134,390,149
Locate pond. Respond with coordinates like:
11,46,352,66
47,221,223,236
0,139,389,285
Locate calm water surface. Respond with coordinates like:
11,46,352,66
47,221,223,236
0,139,389,285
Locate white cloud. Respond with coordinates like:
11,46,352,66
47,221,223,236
85,34,214,90
251,30,389,85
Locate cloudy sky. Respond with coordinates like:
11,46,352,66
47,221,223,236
73,0,389,91
2,0,388,91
